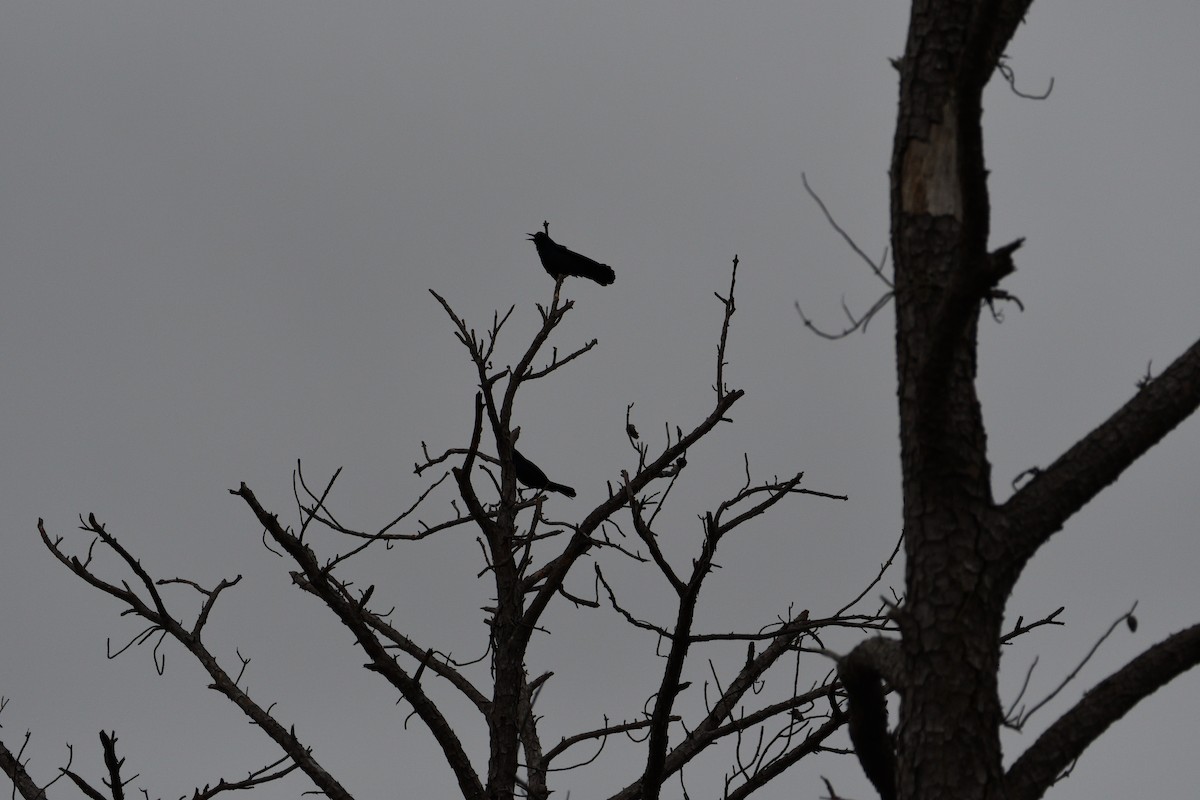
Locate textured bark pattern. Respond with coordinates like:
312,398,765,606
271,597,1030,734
890,3,1011,800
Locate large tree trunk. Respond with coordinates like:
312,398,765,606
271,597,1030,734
878,2,1200,800
891,4,1010,798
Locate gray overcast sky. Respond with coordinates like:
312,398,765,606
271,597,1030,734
2,2,1199,799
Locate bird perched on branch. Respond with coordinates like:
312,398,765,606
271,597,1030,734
512,449,577,497
528,225,616,286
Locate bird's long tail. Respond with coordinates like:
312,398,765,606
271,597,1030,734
545,481,577,498
579,260,616,286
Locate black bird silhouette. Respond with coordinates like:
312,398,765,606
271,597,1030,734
512,449,577,497
528,230,616,286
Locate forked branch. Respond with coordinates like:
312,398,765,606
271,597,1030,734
38,517,354,800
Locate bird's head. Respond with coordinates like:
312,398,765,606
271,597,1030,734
527,232,546,243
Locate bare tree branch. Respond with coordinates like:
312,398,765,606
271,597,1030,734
0,737,46,800
801,173,893,289
715,255,739,400
231,485,487,800
1003,337,1200,570
39,517,357,800
608,616,829,800
795,172,894,340
996,56,1054,100
1005,622,1200,800
544,718,670,766
286,570,492,715
722,716,843,800
190,754,301,800
519,387,744,641
1009,603,1137,729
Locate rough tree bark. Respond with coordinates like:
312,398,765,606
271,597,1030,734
838,2,1200,800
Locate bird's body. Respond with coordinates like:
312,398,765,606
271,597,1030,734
528,231,615,286
512,449,577,497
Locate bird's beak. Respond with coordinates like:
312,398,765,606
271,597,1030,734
526,233,537,240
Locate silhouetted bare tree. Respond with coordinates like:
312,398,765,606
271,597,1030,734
7,264,899,800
